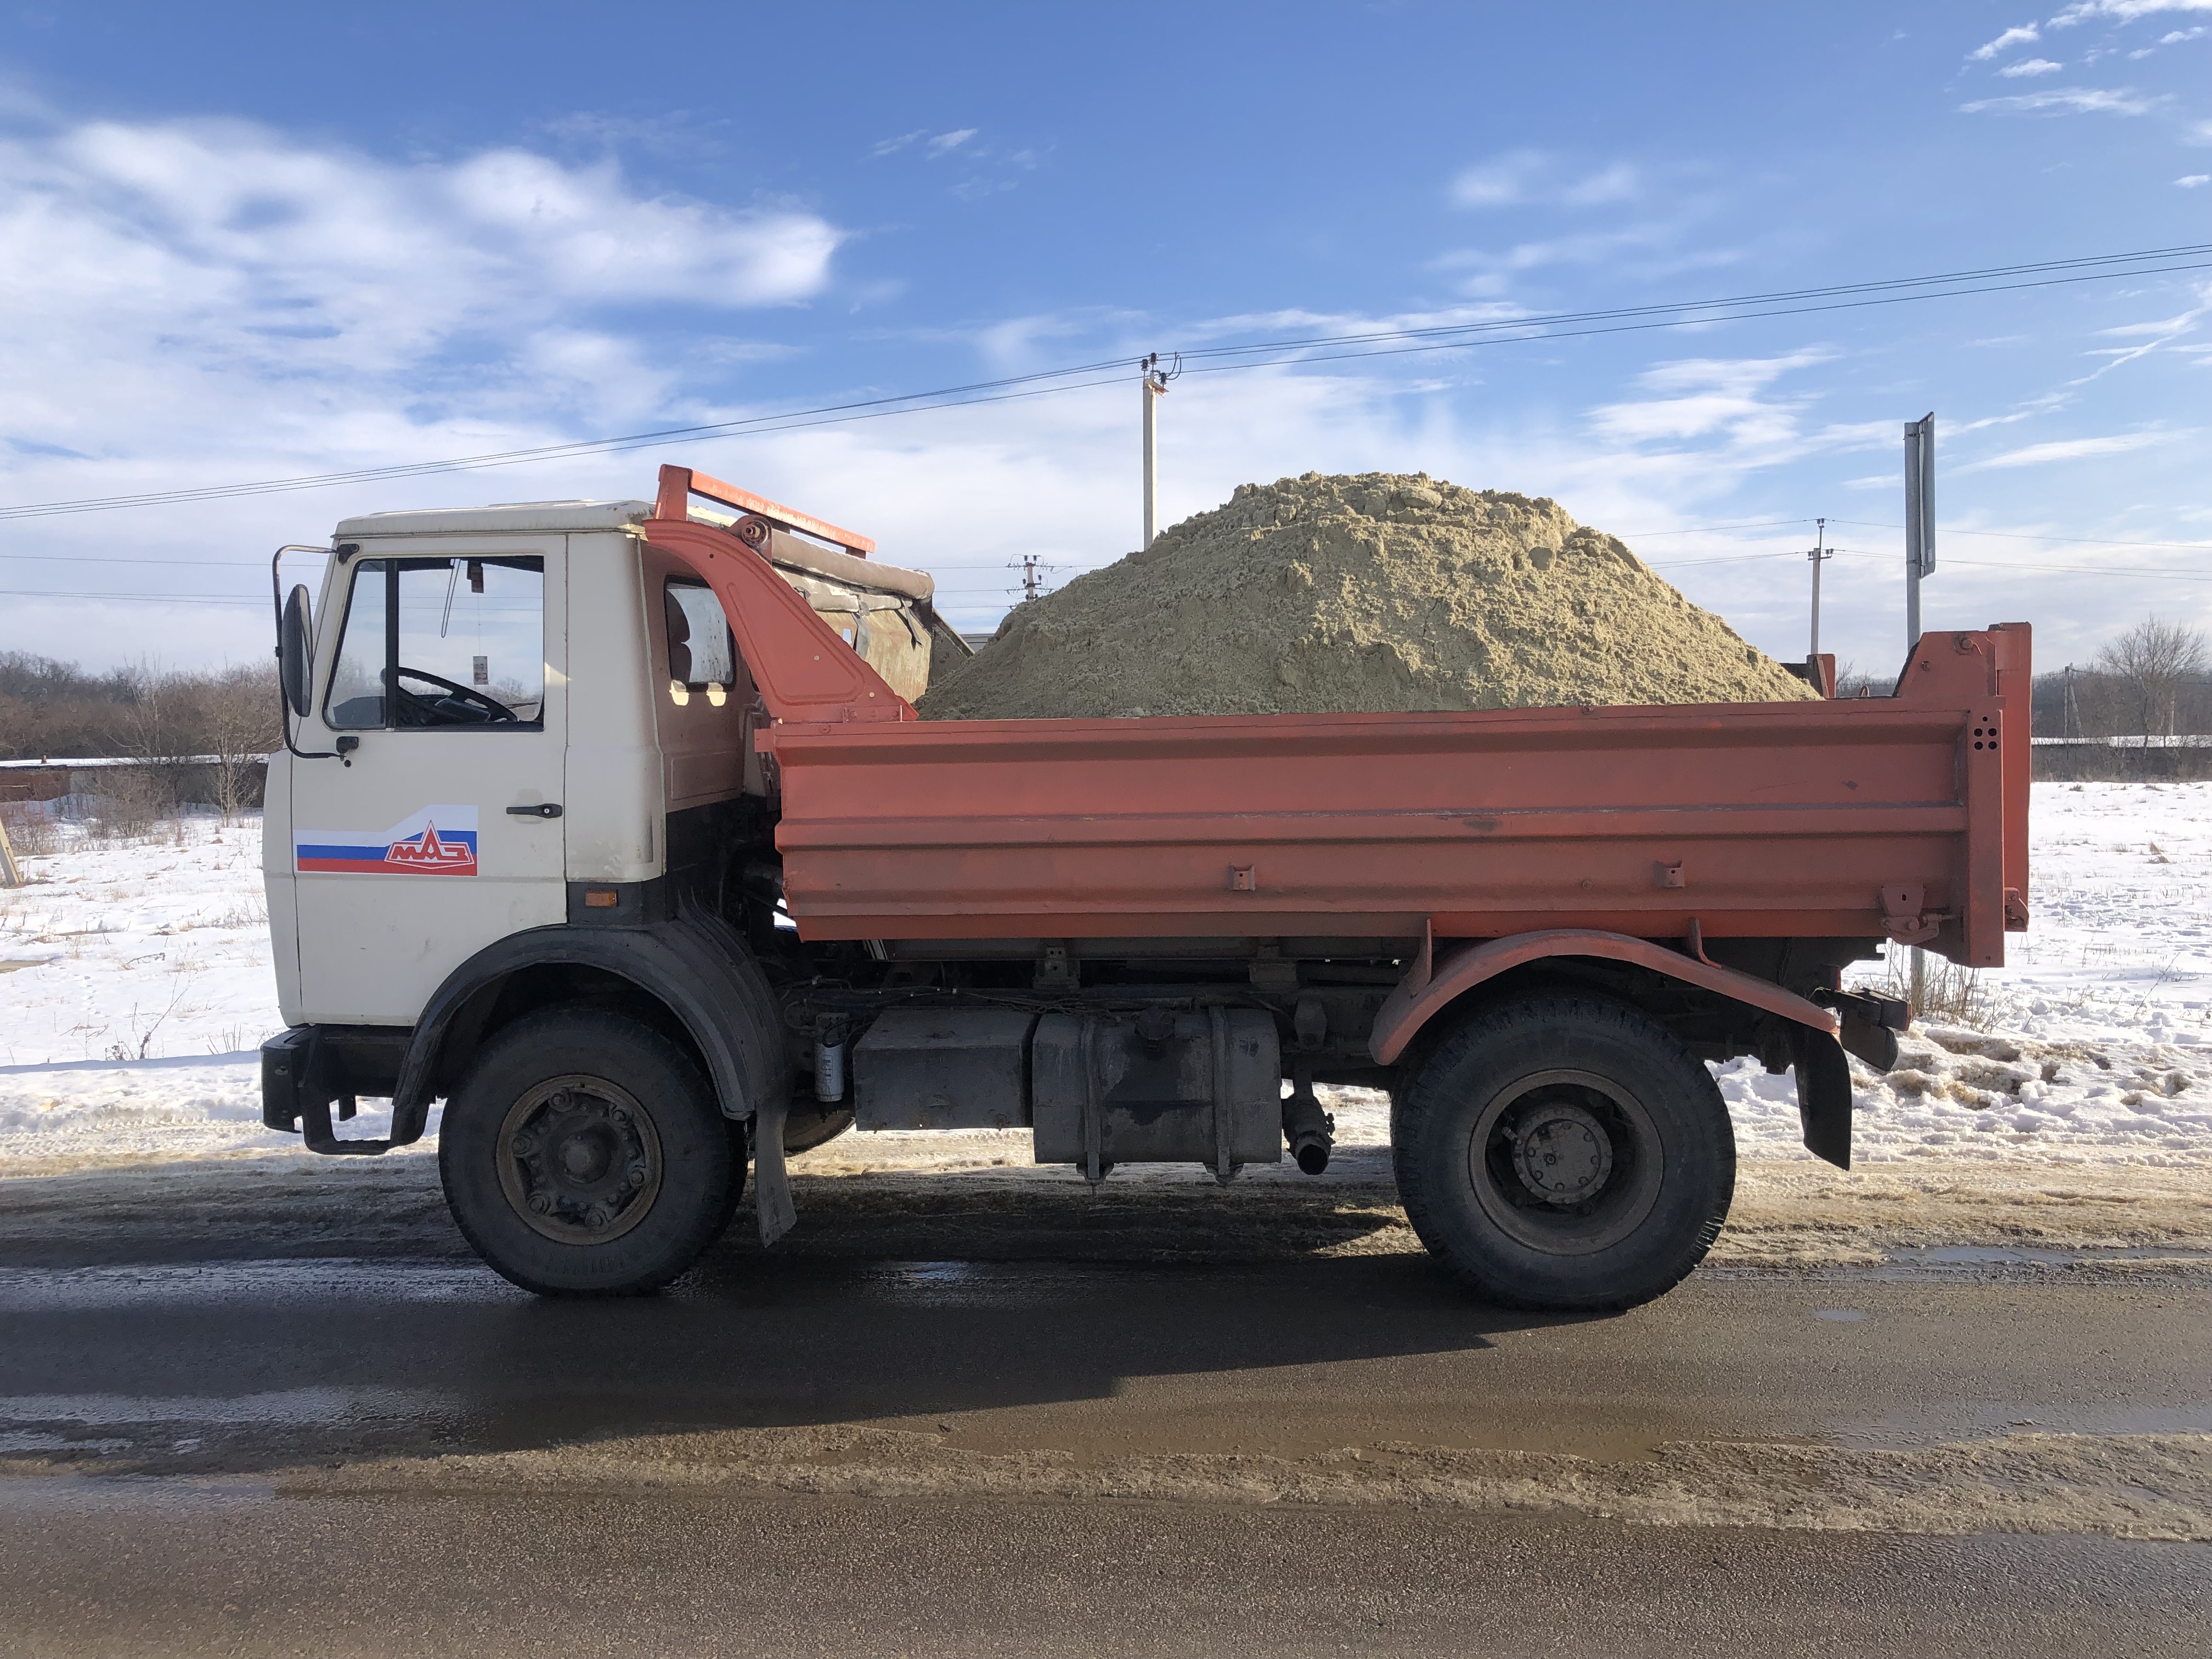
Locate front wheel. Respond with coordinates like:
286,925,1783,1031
1392,995,1734,1312
440,1008,741,1296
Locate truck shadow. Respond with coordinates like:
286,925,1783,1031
0,1161,1616,1475
447,1248,1583,1449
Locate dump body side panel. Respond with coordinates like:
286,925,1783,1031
754,625,2025,968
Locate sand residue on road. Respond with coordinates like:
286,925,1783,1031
921,472,1818,719
280,1425,2212,1541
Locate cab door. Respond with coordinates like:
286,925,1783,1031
290,539,568,1024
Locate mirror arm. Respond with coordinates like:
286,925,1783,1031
271,543,342,761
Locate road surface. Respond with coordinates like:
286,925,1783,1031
2,1154,2208,1656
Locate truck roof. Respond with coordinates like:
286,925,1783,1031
335,499,653,538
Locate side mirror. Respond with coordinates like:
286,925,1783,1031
280,584,314,718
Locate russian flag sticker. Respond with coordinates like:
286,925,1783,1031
296,805,480,876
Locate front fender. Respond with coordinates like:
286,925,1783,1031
391,909,781,1143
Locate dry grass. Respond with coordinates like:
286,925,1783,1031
1877,951,2009,1030
0,804,57,859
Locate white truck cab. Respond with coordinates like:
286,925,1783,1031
269,498,733,1027
261,472,963,1294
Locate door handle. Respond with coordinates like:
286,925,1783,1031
506,803,563,819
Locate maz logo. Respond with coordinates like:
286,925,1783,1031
383,821,476,874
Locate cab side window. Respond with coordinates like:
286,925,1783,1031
324,556,546,730
664,580,737,700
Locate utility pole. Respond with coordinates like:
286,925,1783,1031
1807,517,1832,660
1901,413,1936,1017
1139,352,1178,549
1006,552,1052,604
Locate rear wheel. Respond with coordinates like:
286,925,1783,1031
440,1008,741,1296
1391,995,1734,1312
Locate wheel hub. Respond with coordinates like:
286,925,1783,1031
497,1079,662,1244
1510,1101,1614,1205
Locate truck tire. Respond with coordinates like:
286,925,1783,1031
441,1008,742,1296
1391,995,1734,1312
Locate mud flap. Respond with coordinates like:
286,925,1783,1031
1791,1026,1854,1171
752,1095,796,1246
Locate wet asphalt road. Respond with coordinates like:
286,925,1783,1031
3,1178,2210,1656
7,1477,2211,1659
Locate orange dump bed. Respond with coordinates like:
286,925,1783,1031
646,472,2030,970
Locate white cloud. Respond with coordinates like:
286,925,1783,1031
2100,309,2206,335
2049,0,2212,26
1431,221,1741,298
924,129,978,159
0,112,845,668
1562,163,1640,205
1584,350,1835,449
2180,173,2212,185
1969,24,2041,58
1998,57,2066,74
21,117,840,331
1955,431,2174,470
1449,149,1547,207
870,129,928,158
2163,25,2210,38
1957,85,2158,112
1449,150,1642,210
2066,285,2212,383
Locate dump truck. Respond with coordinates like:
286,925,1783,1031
259,465,2032,1310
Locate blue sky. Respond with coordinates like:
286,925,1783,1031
1,1,2207,681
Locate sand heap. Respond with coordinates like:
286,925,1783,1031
919,471,1817,720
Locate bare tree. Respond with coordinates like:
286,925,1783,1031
117,657,177,763
182,664,281,822
2094,616,2209,736
1831,660,1894,700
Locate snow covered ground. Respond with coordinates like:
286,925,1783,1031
2,784,2208,1171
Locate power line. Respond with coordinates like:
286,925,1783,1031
1826,519,2212,551
1830,549,2212,583
0,373,1138,522
0,590,269,606
0,552,270,567
1169,244,2212,364
1171,263,2212,380
1621,517,1814,538
3,244,2205,524
1647,546,2212,583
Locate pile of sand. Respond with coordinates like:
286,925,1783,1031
919,471,1817,719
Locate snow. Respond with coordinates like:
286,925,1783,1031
1721,781,2212,1166
3,786,2210,1170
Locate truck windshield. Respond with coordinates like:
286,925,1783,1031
325,556,546,730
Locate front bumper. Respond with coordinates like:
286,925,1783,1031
259,1024,415,1154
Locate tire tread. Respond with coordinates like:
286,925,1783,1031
1392,994,1734,1312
